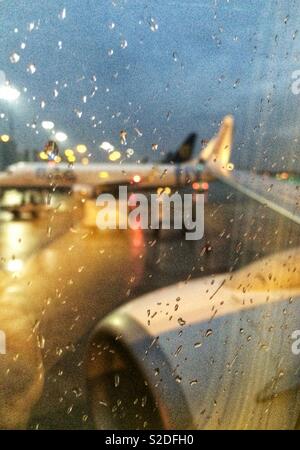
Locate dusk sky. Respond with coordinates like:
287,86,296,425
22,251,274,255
1,0,300,169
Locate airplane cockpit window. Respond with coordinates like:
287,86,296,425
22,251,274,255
0,0,299,432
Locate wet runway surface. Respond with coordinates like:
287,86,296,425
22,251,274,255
0,182,299,429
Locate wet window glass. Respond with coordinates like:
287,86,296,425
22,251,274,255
0,0,299,431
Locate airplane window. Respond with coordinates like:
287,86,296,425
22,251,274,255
0,0,299,431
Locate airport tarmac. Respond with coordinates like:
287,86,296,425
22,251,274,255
0,182,298,429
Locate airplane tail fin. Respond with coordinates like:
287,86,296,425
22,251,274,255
199,115,234,169
162,133,197,164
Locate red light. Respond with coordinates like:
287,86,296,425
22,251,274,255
201,182,209,190
132,174,141,183
192,182,200,190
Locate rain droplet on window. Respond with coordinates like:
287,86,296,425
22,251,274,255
10,53,20,64
27,63,36,74
149,17,158,32
58,7,67,20
120,130,127,145
120,39,128,49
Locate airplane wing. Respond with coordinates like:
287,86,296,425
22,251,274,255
203,115,300,226
217,169,300,225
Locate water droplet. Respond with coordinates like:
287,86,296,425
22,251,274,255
10,52,20,64
120,39,128,49
177,317,186,326
194,342,202,348
28,22,35,32
120,129,127,145
59,8,67,20
114,374,120,387
37,335,45,349
205,329,213,337
109,22,115,30
175,375,182,383
149,17,158,32
72,387,83,398
152,143,158,151
27,63,36,74
126,148,134,157
108,49,114,56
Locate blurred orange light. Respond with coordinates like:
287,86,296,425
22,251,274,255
201,182,209,190
280,172,289,180
132,174,141,183
192,182,200,190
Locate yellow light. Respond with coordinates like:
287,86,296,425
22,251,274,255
157,187,163,195
76,144,87,154
109,150,121,161
68,155,76,163
99,171,109,179
54,156,62,163
164,187,171,195
39,151,48,160
81,157,89,165
64,148,74,157
1,134,10,143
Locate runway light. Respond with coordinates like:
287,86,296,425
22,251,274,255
41,120,55,130
6,259,24,273
76,144,87,154
55,131,68,142
39,151,48,160
0,134,10,143
0,85,20,101
100,141,114,152
68,155,76,163
64,148,74,157
132,174,141,183
109,151,121,161
280,172,289,180
99,171,109,179
81,157,89,165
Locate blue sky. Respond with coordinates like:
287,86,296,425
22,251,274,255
0,0,300,169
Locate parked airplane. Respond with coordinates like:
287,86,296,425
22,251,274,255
0,133,199,193
0,117,298,227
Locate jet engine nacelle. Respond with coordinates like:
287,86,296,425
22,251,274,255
86,249,300,430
